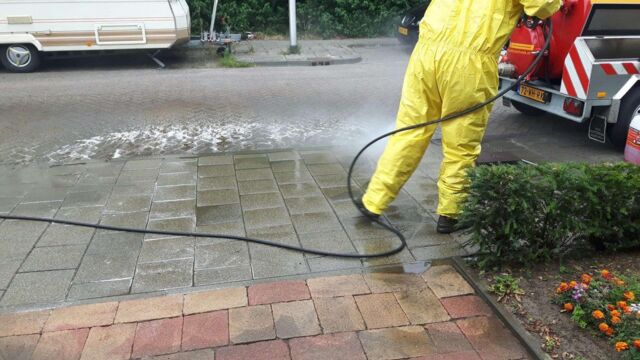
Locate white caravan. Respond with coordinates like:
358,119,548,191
0,0,191,72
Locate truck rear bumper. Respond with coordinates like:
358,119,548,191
499,77,612,123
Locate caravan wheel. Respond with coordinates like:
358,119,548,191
1,44,41,73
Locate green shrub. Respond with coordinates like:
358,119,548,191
457,163,640,268
186,0,424,38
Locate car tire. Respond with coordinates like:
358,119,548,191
0,44,41,73
607,86,640,151
512,101,545,117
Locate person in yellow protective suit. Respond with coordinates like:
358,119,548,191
359,0,561,233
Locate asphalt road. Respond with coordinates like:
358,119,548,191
0,45,620,167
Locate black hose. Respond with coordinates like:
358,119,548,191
0,20,552,259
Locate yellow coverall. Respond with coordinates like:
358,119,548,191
362,0,561,217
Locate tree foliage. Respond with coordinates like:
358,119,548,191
186,0,425,38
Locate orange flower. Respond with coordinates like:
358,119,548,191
599,323,609,332
633,340,640,350
563,303,573,312
623,306,632,314
607,304,616,311
593,310,605,320
581,274,592,284
611,316,622,325
615,342,629,352
606,328,615,337
617,301,628,308
601,269,613,280
623,291,635,301
610,310,621,317
556,282,569,293
569,280,577,288
613,278,625,287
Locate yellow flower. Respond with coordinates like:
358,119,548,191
569,280,577,288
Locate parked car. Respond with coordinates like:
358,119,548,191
396,2,429,46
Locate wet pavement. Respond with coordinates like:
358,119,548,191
0,42,621,167
0,148,470,312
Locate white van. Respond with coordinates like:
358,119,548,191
0,0,190,72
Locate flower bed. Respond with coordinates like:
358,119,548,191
554,270,640,359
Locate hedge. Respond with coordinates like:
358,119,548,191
457,163,640,268
186,0,424,38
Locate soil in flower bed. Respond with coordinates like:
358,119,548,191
468,250,640,360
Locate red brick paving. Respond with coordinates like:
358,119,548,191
216,339,290,360
44,302,118,332
440,295,493,319
115,295,183,323
289,332,366,360
355,293,410,329
182,311,229,350
248,280,310,305
411,350,483,360
132,317,183,358
0,267,532,360
0,334,40,360
80,323,136,360
425,321,474,354
31,328,89,360
457,316,528,360
0,311,49,337
313,296,365,333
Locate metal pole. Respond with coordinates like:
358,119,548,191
209,0,219,40
289,0,297,49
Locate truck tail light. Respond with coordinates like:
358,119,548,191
563,98,584,116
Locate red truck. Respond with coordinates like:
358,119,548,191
498,0,640,150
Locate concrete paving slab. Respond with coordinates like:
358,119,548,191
0,270,74,306
0,260,22,289
67,279,132,301
240,192,285,211
19,245,86,272
197,176,237,191
196,204,242,225
195,265,253,286
195,241,250,270
139,237,194,263
100,211,149,229
131,258,193,293
150,200,196,220
154,185,196,202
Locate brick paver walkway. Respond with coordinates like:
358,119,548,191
0,265,531,360
0,149,470,311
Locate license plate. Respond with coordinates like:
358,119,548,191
519,84,548,103
398,26,408,36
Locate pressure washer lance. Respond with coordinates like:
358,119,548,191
0,20,552,259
